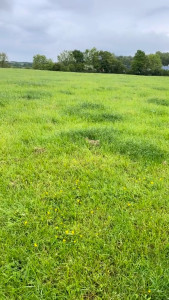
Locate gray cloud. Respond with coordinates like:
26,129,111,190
48,0,92,13
0,0,11,10
145,6,169,17
0,0,169,61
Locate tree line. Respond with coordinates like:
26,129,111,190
32,49,169,76
1,49,169,76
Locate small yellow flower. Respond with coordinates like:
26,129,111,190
55,226,59,230
47,211,51,215
80,234,83,238
60,190,63,193
91,210,94,214
63,239,66,243
71,230,75,235
77,199,81,203
65,230,69,235
128,203,131,207
150,181,154,185
160,178,163,181
24,221,28,225
34,243,38,247
55,208,58,212
74,240,77,243
55,235,58,239
148,289,151,293
123,187,126,190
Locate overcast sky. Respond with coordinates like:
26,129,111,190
1,0,169,61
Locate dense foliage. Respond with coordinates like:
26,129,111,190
156,51,169,66
1,49,169,76
32,49,169,76
32,54,54,70
131,50,162,75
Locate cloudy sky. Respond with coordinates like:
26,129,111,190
1,0,169,61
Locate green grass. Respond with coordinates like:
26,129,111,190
0,69,169,299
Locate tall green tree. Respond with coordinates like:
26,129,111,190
72,50,84,63
156,51,169,66
72,50,84,71
0,52,9,68
57,51,74,66
83,48,99,71
117,56,133,70
97,51,114,73
32,55,54,70
94,51,125,73
131,50,148,75
147,54,162,75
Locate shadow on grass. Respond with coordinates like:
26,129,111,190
96,86,119,92
153,87,169,91
0,101,6,107
65,102,122,123
147,98,169,107
17,81,50,87
80,102,105,110
60,90,74,95
0,92,11,106
21,90,52,100
144,108,168,116
59,127,166,162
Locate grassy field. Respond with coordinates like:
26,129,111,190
0,69,169,299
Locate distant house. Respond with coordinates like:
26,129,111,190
162,65,169,70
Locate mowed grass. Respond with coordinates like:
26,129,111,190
0,69,169,300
